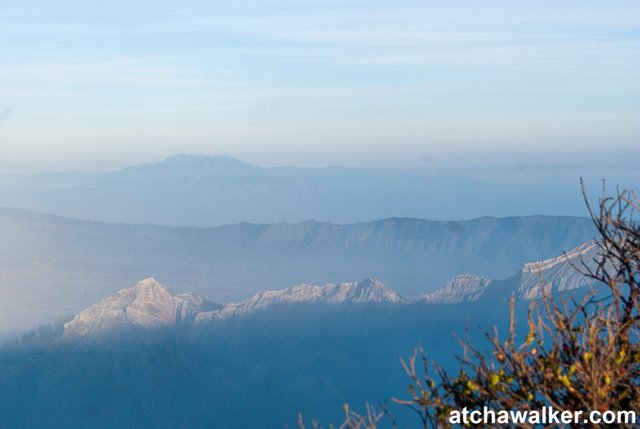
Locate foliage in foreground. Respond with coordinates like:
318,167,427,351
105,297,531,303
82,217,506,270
301,186,640,428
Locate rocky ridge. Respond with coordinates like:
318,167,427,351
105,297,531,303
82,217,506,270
63,241,602,338
422,240,599,304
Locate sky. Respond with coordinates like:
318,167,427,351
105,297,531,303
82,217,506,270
0,0,639,184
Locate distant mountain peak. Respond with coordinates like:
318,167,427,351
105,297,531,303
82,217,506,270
350,278,402,302
117,154,257,176
159,154,254,169
63,278,220,339
131,277,166,293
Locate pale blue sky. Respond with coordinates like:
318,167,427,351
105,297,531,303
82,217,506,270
0,0,639,181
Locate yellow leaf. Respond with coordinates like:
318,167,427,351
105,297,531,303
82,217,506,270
490,374,499,387
559,375,571,388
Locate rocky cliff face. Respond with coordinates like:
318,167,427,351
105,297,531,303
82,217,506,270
422,241,599,303
516,240,597,300
196,278,406,322
422,274,492,304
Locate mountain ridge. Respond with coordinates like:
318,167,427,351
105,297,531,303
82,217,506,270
196,278,407,323
0,153,591,227
62,277,406,339
0,206,596,338
62,240,601,339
